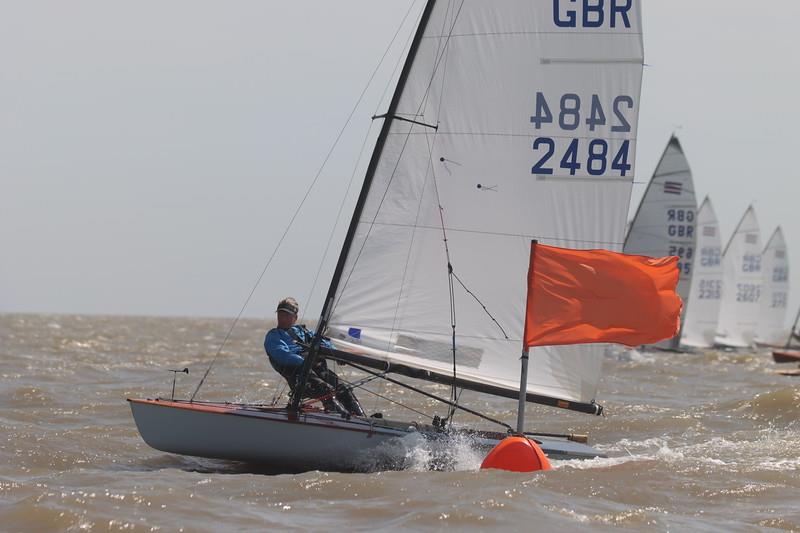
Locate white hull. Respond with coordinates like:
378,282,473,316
129,399,603,472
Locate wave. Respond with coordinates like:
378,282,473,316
708,387,800,426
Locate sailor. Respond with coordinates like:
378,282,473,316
264,297,365,417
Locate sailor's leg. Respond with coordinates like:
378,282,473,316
305,373,348,415
316,367,365,417
336,387,365,417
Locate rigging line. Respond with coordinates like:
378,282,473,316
331,0,466,317
299,120,375,324
298,1,420,323
330,322,518,341
352,382,434,420
382,0,458,365
375,5,425,119
340,359,514,431
451,271,510,340
365,4,422,423
418,0,466,117
421,6,461,419
441,3,462,420
301,0,423,326
417,0,465,118
383,137,441,354
382,0,458,390
189,1,423,401
354,222,627,246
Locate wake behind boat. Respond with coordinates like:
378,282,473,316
129,0,646,472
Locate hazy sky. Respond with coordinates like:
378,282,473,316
2,1,799,322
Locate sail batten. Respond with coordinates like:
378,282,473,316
325,1,644,411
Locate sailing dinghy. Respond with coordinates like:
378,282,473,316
755,227,790,347
772,306,800,363
680,197,723,349
130,0,645,472
715,206,763,349
623,136,697,350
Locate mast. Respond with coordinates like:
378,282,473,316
517,240,537,433
293,1,644,416
291,0,438,411
320,0,438,332
785,307,800,349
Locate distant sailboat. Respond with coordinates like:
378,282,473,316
772,305,800,363
129,0,646,471
681,197,723,349
623,136,697,350
755,227,790,347
772,309,800,363
715,206,762,348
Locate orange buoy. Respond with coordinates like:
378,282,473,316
480,436,552,472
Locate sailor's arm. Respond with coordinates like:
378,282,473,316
300,326,335,350
264,330,305,368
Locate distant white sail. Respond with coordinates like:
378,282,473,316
755,227,789,345
325,1,645,413
715,206,762,348
681,197,723,348
623,136,697,350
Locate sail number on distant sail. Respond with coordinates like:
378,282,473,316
771,292,788,308
669,246,693,276
530,92,635,177
768,262,787,308
698,280,722,300
736,283,761,303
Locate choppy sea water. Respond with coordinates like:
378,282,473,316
1,313,798,532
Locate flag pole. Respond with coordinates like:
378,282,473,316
517,239,537,434
516,349,529,434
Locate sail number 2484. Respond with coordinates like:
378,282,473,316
531,92,634,177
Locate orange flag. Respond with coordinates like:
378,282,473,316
524,242,682,348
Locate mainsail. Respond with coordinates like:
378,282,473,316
322,1,645,414
623,136,697,349
680,197,723,348
716,206,762,348
755,227,790,345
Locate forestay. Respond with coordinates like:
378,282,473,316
623,136,697,350
681,197,723,348
755,227,789,346
715,206,762,348
325,0,645,414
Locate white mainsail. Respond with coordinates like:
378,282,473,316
323,1,645,414
755,227,789,345
715,206,762,348
680,197,723,348
623,136,697,350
